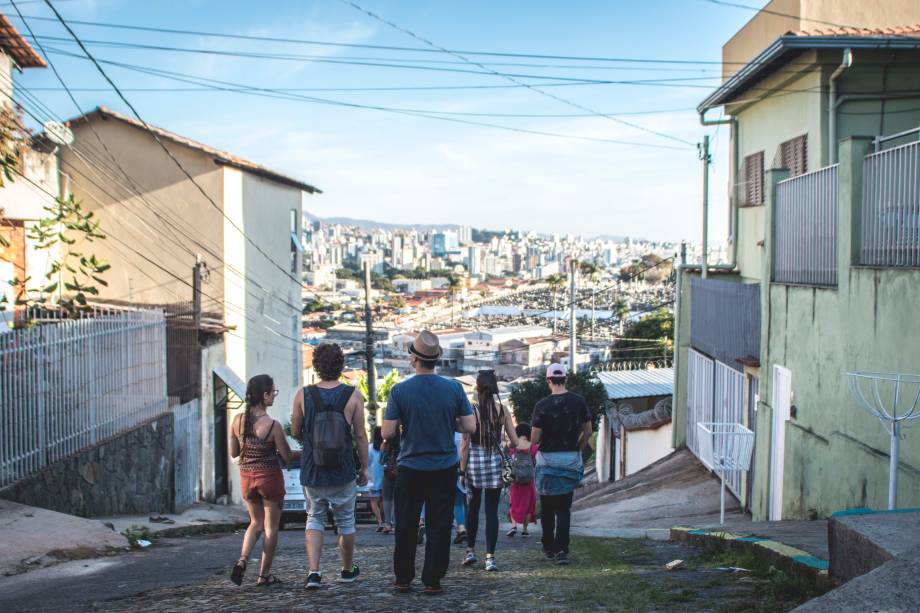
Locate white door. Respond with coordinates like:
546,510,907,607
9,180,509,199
770,365,792,521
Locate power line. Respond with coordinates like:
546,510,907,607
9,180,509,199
41,46,691,151
41,0,315,296
341,0,697,148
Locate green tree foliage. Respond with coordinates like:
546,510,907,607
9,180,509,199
303,297,328,314
509,371,606,430
611,309,673,360
2,195,109,317
357,369,401,428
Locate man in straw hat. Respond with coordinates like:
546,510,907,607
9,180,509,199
382,330,476,595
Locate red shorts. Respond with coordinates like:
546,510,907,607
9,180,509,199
240,469,285,503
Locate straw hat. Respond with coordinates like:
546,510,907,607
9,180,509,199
409,330,443,360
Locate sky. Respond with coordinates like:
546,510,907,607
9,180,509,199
5,0,774,242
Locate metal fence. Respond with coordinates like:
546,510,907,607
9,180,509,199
687,348,713,460
690,278,760,371
773,164,838,286
714,361,745,497
861,140,920,267
0,309,167,488
172,399,201,512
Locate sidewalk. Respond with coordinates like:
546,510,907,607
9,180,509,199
98,503,249,539
0,499,129,577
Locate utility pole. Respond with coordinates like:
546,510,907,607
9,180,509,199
699,135,711,279
363,261,377,412
569,257,577,374
192,254,203,330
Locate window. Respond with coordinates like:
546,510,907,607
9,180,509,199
290,209,302,273
774,134,807,177
738,151,764,206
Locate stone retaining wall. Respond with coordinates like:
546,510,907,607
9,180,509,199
0,414,174,517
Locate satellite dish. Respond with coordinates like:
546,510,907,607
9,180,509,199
43,121,74,146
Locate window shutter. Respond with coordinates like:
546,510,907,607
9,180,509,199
743,151,764,206
776,134,808,177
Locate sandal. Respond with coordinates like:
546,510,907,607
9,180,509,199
257,574,283,587
230,558,247,586
506,527,517,538
521,530,530,538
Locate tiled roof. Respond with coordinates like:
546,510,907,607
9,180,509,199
789,25,920,38
0,14,45,68
70,106,321,194
597,367,673,401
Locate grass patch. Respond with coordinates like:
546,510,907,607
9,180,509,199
691,548,827,612
121,525,153,549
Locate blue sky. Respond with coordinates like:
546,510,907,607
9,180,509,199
6,0,772,241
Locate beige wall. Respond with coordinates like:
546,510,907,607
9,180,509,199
722,0,920,80
624,424,673,476
63,118,226,306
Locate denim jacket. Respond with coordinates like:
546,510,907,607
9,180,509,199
535,450,584,496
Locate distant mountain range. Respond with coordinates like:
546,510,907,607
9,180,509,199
304,211,632,242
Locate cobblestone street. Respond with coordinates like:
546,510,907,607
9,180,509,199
75,524,819,612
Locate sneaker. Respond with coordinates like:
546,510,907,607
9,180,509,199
423,584,443,595
521,531,530,538
305,571,322,590
462,552,478,566
393,581,411,593
417,525,426,546
485,556,498,572
506,527,517,538
339,564,360,583
555,552,570,565
543,549,556,560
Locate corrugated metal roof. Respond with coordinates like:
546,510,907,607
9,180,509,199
597,368,674,401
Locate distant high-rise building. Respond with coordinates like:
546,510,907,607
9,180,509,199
458,226,472,246
468,245,482,276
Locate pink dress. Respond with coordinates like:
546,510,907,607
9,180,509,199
508,445,538,524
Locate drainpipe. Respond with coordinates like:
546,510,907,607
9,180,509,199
828,48,853,165
699,110,739,271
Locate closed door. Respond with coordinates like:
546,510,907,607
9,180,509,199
770,366,792,521
745,374,760,512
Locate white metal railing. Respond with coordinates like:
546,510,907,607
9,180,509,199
774,164,838,286
714,361,745,497
861,140,920,268
687,348,714,460
0,309,167,487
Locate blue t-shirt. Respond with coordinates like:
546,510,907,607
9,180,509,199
368,447,385,490
384,374,473,471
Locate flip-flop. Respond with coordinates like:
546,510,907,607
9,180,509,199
230,559,246,586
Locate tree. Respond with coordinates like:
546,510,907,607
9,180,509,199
545,273,567,335
611,309,673,361
509,371,606,429
3,195,110,317
357,369,401,428
579,261,602,340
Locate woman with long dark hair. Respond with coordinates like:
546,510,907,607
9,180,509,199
369,426,386,532
460,370,518,571
228,374,298,587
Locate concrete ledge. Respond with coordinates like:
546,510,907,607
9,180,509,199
670,526,830,589
828,508,920,584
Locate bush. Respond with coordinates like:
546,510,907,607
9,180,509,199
509,371,606,429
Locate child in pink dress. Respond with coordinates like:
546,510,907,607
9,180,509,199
507,422,538,537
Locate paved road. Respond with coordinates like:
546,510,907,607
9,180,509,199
0,530,253,612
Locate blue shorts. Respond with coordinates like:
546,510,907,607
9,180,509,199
304,481,357,535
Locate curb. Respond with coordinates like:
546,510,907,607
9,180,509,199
670,526,830,589
147,521,249,540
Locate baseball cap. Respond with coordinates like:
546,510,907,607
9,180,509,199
546,364,567,378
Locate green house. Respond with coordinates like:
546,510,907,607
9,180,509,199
672,14,920,521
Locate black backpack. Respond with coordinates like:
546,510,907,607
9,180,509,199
512,448,535,484
307,385,351,469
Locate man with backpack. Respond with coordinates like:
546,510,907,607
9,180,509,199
291,343,369,590
382,330,476,595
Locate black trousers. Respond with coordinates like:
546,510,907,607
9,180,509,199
466,486,501,554
393,465,457,587
540,492,574,555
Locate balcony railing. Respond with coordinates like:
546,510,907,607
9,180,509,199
773,164,838,286
861,140,920,268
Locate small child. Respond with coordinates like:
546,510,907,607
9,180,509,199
507,422,538,538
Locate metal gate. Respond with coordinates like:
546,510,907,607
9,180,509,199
687,348,713,462
714,361,745,496
172,399,201,512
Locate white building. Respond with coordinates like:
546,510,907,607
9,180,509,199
63,107,319,503
462,325,552,373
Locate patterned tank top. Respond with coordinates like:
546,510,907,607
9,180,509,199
239,414,280,473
